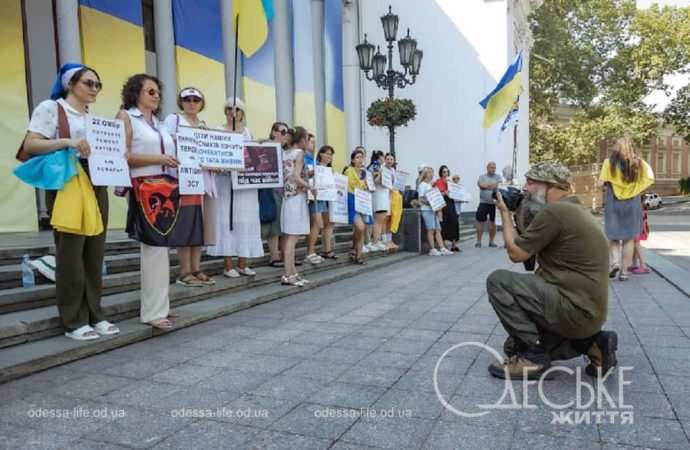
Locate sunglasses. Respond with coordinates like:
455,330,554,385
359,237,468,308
182,97,202,103
80,79,102,91
273,128,288,136
145,89,161,97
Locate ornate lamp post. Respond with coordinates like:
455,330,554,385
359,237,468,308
356,5,423,156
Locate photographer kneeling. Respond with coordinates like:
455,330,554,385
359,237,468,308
487,161,617,380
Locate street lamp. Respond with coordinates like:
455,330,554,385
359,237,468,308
356,5,422,157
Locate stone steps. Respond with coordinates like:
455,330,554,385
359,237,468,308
0,251,417,384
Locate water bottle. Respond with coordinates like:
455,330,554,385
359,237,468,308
21,255,35,288
102,260,108,276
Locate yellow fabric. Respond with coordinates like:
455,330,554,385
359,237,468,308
233,0,269,57
344,166,367,193
598,158,654,200
51,162,103,236
482,74,522,129
390,190,403,233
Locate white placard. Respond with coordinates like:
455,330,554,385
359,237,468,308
394,170,409,192
85,115,131,186
381,167,394,189
425,188,447,212
192,128,245,169
232,142,283,190
354,188,373,216
178,166,205,194
448,182,467,201
329,174,349,224
314,165,337,201
365,171,376,192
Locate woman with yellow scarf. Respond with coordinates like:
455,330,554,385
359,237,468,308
599,137,654,281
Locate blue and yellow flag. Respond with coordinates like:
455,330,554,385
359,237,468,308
233,0,273,57
480,52,523,129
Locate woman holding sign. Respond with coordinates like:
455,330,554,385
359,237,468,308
163,87,215,287
207,98,264,278
433,165,460,252
368,150,389,252
417,166,452,256
306,145,337,262
119,74,198,330
281,127,315,286
20,63,119,340
344,148,372,265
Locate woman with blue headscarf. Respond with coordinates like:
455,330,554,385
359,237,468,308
20,63,119,341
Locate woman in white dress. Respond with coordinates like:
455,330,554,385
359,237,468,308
207,98,264,277
163,87,215,287
281,126,315,286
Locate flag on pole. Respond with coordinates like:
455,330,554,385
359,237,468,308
499,98,519,133
233,0,273,57
479,52,523,129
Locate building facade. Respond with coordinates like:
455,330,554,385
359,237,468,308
1,0,537,232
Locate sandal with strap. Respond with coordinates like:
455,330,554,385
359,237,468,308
176,273,205,287
93,320,120,336
65,325,100,341
281,275,304,287
355,256,367,265
148,318,174,329
320,251,337,260
192,271,215,285
269,260,284,268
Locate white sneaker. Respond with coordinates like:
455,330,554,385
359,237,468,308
429,248,441,256
223,269,240,278
362,245,370,254
440,248,453,256
373,241,387,252
237,267,256,276
306,253,323,264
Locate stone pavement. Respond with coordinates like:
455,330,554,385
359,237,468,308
1,241,690,450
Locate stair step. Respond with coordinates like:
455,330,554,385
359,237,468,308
0,251,417,383
0,246,398,348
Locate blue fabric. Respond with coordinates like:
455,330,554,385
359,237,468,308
347,192,372,225
304,152,315,168
13,149,78,190
421,210,441,230
258,188,278,224
50,63,86,100
309,200,329,215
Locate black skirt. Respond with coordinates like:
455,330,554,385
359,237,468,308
441,195,459,241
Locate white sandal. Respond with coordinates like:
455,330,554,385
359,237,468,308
65,325,100,341
93,320,120,336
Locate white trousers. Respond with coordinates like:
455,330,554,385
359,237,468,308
140,243,170,323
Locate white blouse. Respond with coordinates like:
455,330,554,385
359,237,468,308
28,98,87,141
162,113,206,136
127,107,176,179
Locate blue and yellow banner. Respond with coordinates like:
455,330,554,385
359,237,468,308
292,0,317,134
324,0,346,170
480,52,523,129
1,0,37,232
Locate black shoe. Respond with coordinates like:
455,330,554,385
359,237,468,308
609,265,620,279
585,331,618,377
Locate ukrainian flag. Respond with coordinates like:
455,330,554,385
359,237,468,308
233,0,273,57
480,52,523,129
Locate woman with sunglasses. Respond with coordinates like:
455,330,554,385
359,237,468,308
22,63,118,341
163,87,215,287
118,74,191,330
260,121,291,267
207,98,264,278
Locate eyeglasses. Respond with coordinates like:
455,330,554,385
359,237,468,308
273,128,288,136
80,80,102,91
146,89,161,97
182,97,202,103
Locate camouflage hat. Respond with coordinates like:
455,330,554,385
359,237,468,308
524,161,571,190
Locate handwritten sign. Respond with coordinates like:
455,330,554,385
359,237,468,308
85,115,130,186
232,142,283,190
354,188,373,216
178,166,204,194
189,128,245,169
365,171,376,192
394,170,409,192
425,188,447,211
381,167,394,189
315,165,337,201
448,182,472,202
174,127,205,195
329,174,349,224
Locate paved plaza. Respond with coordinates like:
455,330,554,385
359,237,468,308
1,239,690,449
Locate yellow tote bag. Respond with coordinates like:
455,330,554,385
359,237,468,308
390,190,403,233
50,162,103,236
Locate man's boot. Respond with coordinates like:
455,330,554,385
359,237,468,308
488,344,551,380
584,330,618,377
503,335,528,358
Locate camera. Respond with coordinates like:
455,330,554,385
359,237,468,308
492,186,524,211
492,186,536,271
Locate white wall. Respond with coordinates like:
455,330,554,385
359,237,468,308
359,0,522,209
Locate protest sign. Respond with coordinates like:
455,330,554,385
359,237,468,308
329,174,349,224
85,115,130,186
314,165,337,201
191,128,244,169
425,188,447,211
394,170,409,191
354,188,373,216
232,142,283,189
381,167,394,189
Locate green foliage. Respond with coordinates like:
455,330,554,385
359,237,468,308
679,177,690,195
530,1,690,163
664,84,690,142
367,98,416,128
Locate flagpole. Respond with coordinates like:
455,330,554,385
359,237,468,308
232,13,240,130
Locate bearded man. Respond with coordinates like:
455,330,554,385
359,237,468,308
487,161,618,380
